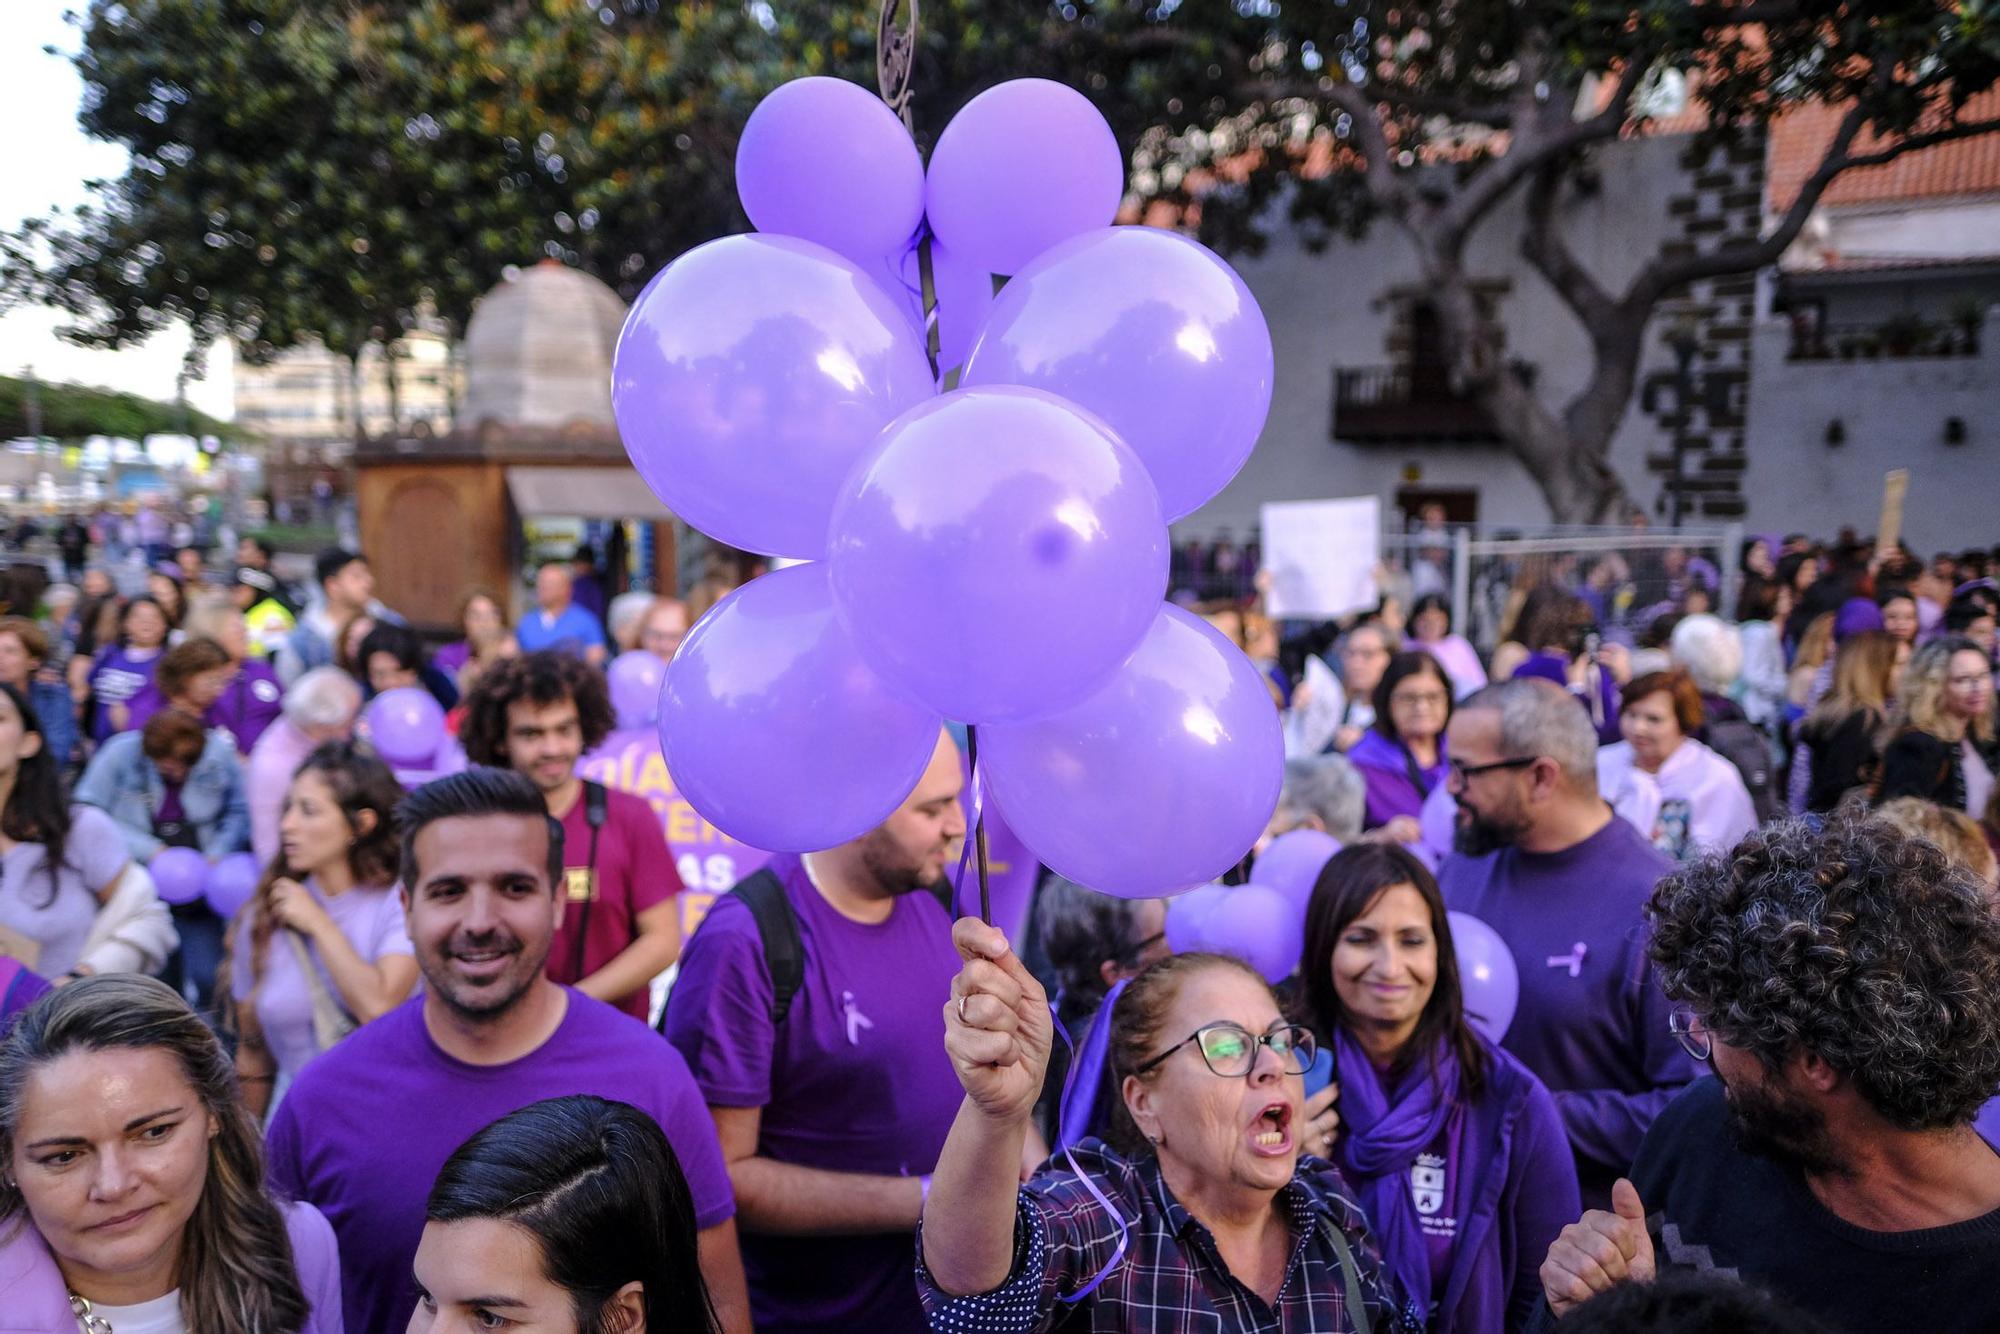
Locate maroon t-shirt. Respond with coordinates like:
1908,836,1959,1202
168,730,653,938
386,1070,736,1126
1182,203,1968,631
547,784,681,1018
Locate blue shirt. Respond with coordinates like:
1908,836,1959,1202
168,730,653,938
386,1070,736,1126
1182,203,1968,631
515,602,606,657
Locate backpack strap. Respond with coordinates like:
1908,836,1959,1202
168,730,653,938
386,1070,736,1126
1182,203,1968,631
734,868,805,1025
568,781,610,983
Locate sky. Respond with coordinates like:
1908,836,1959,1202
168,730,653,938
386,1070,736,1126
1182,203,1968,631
0,1,235,418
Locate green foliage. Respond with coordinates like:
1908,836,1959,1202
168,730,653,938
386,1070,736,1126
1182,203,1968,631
0,374,238,443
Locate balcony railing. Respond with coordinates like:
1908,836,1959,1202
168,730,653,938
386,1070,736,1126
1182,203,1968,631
1787,320,1981,361
1332,362,1533,444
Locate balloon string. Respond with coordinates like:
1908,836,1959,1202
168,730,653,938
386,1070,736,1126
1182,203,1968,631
963,725,991,925
1049,989,1132,1303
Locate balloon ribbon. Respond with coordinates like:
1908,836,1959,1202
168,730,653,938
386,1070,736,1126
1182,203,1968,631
951,726,994,925
1048,981,1133,1302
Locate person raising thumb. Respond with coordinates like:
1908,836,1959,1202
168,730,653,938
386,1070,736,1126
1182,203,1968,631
1539,1176,1657,1316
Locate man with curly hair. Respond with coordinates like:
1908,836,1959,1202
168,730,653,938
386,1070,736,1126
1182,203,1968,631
460,649,681,1019
1537,816,2000,1333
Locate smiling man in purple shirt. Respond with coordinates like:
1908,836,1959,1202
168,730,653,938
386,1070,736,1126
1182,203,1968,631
1436,678,1697,1205
664,730,970,1334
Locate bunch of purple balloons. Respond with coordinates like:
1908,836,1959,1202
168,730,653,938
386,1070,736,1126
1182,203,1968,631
616,75,1283,897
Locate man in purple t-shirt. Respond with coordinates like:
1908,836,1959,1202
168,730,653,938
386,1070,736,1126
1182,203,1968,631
265,768,751,1334
1437,678,1698,1205
665,730,969,1334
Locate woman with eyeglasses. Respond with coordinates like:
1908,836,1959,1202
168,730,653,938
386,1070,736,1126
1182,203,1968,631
1880,636,1998,816
919,923,1419,1332
1350,651,1454,844
1300,843,1578,1332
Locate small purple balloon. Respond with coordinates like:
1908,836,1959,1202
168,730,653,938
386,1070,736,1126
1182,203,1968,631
150,847,208,907
963,226,1274,521
606,651,666,731
925,79,1124,276
1163,883,1230,954
827,386,1169,725
1448,911,1521,1043
660,564,943,853
613,233,937,559
735,76,926,268
1251,829,1343,916
1197,884,1303,984
980,605,1285,898
366,687,445,767
204,852,260,919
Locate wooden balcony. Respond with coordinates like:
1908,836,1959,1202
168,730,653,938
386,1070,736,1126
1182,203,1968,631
1331,363,1529,445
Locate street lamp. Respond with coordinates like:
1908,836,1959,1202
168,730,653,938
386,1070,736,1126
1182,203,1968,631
1664,320,1700,529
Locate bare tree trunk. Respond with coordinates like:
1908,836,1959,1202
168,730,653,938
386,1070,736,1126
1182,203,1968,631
382,334,402,432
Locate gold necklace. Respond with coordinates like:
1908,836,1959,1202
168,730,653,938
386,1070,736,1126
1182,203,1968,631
68,1293,113,1334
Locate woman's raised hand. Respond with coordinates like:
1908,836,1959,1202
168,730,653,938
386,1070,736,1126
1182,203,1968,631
944,918,1053,1124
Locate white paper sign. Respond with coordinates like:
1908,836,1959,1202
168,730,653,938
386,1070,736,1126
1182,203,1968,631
1260,497,1380,619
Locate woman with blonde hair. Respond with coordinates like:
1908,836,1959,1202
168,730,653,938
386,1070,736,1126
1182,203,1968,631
1798,630,1904,813
226,742,416,1118
0,974,342,1331
1880,636,1998,815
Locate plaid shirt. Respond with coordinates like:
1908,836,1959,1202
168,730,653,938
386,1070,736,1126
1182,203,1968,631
917,1139,1423,1333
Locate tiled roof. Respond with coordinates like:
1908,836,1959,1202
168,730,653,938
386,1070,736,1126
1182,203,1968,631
1767,88,2000,212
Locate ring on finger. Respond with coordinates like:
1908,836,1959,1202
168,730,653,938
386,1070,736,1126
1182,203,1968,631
956,996,969,1023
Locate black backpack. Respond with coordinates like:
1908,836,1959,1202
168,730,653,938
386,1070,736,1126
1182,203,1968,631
1704,717,1783,824
666,867,956,1026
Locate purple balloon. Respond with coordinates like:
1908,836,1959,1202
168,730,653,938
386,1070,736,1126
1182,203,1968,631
735,76,925,267
606,651,666,731
827,386,1168,725
150,847,208,907
1251,829,1343,916
366,687,445,767
1163,883,1230,954
963,226,1274,521
1448,911,1521,1043
980,605,1285,898
204,852,260,919
613,234,936,559
660,564,943,853
925,79,1124,276
878,234,995,376
1197,884,1303,984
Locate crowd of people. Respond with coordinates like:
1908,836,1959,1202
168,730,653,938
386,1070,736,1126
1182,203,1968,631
0,518,1996,1334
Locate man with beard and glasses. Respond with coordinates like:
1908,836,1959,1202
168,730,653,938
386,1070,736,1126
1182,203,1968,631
663,729,969,1334
1437,678,1696,1206
1535,816,2000,1334
264,768,751,1334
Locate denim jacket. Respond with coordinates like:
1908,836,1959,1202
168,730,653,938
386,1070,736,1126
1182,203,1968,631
73,726,251,860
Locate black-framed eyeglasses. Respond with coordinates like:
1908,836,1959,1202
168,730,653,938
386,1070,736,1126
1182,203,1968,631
1134,1021,1317,1079
1669,1007,1712,1062
1446,755,1539,788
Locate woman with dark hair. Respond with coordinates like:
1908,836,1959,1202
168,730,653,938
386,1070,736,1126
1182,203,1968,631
1300,844,1578,1331
1407,594,1487,700
410,1094,718,1334
226,742,418,1118
0,974,341,1332
1597,669,1757,861
919,931,1415,1331
145,568,186,631
1507,589,1625,744
431,590,516,696
1350,650,1453,836
83,595,171,742
356,621,460,710
0,682,167,983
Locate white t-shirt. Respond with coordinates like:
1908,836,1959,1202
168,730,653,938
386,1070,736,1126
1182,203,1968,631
1964,740,1995,818
1598,738,1757,862
84,1290,185,1333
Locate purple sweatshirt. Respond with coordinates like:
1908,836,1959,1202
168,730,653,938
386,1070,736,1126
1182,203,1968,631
1439,814,1698,1204
1349,728,1448,829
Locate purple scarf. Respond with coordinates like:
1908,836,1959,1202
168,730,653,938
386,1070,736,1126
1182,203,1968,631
1332,1026,1460,1314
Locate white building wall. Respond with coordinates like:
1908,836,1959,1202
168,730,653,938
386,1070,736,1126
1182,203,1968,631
1740,310,2000,551
1180,135,1701,538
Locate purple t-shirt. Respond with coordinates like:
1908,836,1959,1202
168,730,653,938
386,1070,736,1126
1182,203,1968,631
88,644,162,740
664,856,964,1334
229,879,413,1087
1439,814,1696,1203
266,990,733,1334
0,957,49,1030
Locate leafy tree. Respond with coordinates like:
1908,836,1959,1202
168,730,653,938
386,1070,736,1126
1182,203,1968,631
0,373,238,443
9,0,1998,517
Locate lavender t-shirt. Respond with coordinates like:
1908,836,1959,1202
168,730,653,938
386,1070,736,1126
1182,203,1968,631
266,991,733,1334
229,879,412,1087
0,806,132,977
664,855,964,1334
89,644,162,740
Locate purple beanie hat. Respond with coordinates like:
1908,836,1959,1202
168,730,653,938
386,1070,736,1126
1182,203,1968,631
1835,597,1885,641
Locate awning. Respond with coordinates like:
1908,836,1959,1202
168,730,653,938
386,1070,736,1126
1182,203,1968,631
505,465,671,521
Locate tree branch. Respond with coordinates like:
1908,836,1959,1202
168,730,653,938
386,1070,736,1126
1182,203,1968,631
1520,163,1616,333
1327,80,1411,213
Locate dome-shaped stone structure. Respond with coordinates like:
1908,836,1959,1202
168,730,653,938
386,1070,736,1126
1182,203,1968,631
461,259,628,431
